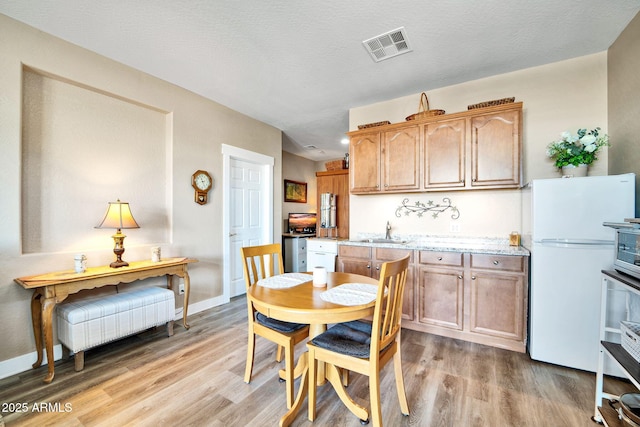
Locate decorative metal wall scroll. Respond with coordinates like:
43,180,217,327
395,197,460,219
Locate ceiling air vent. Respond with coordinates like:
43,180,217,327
362,27,412,63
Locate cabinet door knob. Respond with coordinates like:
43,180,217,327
471,276,476,280
458,275,463,279
493,260,499,265
376,265,380,270
367,264,371,269
437,257,443,261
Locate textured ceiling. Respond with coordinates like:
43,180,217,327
2,1,640,161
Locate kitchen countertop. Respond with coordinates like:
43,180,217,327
282,233,317,238
339,235,530,256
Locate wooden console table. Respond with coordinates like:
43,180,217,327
15,257,197,383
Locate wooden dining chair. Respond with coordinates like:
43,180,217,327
307,255,411,426
241,243,310,409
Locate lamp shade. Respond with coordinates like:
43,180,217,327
95,200,140,230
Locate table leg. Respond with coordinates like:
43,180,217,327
279,352,309,427
30,291,43,369
182,270,191,330
308,323,326,385
41,296,57,383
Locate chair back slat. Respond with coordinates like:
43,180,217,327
240,243,285,290
370,255,410,356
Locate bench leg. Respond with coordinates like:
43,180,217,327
74,351,85,372
167,320,174,337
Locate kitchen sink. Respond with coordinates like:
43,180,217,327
360,238,409,244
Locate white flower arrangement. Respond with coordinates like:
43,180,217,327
546,127,610,168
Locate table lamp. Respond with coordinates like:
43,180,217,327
96,199,140,268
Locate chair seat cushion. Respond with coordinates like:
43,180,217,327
256,312,306,333
310,320,373,358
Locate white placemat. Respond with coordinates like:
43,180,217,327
320,283,379,306
257,272,311,289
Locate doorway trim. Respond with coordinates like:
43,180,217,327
221,144,274,302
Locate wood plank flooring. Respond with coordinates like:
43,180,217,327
0,296,633,426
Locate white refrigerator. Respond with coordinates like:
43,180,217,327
527,173,635,373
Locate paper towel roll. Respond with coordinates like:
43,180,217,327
313,266,327,287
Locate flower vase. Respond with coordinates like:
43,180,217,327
561,164,588,177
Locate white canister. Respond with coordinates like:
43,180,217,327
313,266,327,287
151,246,161,262
74,254,87,273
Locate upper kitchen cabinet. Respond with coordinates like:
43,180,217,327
424,118,466,189
349,131,381,193
383,126,421,192
469,107,521,188
349,126,421,193
348,102,523,194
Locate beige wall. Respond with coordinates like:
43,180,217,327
609,11,640,216
0,15,282,369
281,151,318,230
348,52,615,239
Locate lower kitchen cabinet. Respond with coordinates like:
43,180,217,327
338,245,528,352
469,254,526,342
417,251,464,330
338,245,415,321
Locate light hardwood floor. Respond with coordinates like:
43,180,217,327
0,296,632,426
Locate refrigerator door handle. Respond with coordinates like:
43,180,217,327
538,238,614,246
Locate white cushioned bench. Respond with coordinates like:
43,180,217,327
56,286,175,371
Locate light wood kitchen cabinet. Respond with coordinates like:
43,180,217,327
414,251,527,352
339,244,529,352
417,251,464,330
348,102,522,194
349,131,380,193
337,245,372,276
316,169,349,239
338,245,415,321
424,118,466,189
468,254,526,342
349,126,421,193
383,126,421,192
469,108,521,188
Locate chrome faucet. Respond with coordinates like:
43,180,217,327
385,221,391,240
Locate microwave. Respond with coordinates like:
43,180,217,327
615,228,640,279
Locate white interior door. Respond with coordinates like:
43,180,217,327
222,145,274,300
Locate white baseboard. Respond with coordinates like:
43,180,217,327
1,295,230,380
0,345,63,380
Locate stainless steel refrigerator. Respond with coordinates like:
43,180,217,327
526,173,635,372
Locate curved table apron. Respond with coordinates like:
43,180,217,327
248,272,378,427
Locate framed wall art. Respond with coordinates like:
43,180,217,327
284,179,307,203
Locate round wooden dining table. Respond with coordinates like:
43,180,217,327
247,271,379,427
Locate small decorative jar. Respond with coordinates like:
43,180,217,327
74,254,87,273
151,246,161,262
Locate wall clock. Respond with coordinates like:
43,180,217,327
191,170,213,205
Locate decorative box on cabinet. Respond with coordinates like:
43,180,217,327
348,102,522,194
